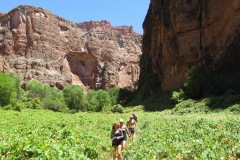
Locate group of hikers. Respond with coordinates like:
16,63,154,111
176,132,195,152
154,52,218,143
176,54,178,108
110,114,137,160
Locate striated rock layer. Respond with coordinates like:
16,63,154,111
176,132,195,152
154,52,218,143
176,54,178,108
139,0,240,91
0,5,142,90
0,13,6,17
77,20,138,36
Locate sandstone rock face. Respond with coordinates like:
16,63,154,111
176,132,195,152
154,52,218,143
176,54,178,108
0,12,6,17
139,0,240,91
80,30,141,90
0,6,84,89
75,21,142,89
0,5,142,90
77,20,138,36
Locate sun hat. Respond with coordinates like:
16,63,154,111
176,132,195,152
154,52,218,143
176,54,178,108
119,118,124,122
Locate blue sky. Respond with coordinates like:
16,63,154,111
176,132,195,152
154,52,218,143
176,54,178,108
0,0,150,34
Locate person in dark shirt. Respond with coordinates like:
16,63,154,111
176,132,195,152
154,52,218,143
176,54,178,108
111,122,123,160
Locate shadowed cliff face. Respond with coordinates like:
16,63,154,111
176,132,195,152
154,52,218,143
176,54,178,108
0,5,142,90
139,0,240,91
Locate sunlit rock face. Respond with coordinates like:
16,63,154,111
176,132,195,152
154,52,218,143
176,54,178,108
139,0,240,91
77,20,139,36
0,12,6,17
79,30,142,90
0,5,142,90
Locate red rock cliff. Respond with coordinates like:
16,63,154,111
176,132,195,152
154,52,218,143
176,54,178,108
0,5,142,90
77,20,139,36
139,0,240,91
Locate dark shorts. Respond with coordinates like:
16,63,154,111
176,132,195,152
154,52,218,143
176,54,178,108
129,128,135,136
112,138,121,146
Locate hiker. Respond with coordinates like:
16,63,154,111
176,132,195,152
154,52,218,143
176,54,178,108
119,118,129,150
126,115,137,141
111,122,123,160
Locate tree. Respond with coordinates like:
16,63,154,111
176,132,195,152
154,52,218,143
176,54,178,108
95,89,111,112
26,80,66,111
108,87,120,106
84,89,99,111
42,86,66,112
0,72,21,106
26,80,47,99
63,85,84,111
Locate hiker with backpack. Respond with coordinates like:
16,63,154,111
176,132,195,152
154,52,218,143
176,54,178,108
132,113,138,123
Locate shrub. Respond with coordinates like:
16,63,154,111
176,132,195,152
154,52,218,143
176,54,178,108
205,94,240,109
31,98,42,109
20,97,42,109
111,104,124,113
172,99,209,115
42,97,67,112
2,105,13,110
225,104,240,114
171,89,185,104
13,104,21,112
183,67,240,100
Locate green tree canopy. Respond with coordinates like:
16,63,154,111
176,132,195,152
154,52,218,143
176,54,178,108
63,85,84,111
0,72,21,106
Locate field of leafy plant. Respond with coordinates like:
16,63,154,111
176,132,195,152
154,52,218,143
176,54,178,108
0,109,239,159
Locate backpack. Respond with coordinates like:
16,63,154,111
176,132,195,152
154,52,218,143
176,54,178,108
133,114,137,122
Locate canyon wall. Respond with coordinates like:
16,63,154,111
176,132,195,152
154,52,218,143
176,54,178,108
0,5,142,90
139,0,240,91
77,20,138,36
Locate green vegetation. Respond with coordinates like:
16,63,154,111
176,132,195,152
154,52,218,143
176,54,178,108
0,68,240,159
125,112,240,159
63,85,85,111
2,64,240,115
0,109,239,159
0,71,122,113
26,80,67,112
0,72,22,107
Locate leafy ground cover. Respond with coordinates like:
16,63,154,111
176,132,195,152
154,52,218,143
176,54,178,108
0,109,239,159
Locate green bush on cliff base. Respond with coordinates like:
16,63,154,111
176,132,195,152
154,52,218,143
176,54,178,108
182,66,240,99
169,66,240,114
1,67,240,114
